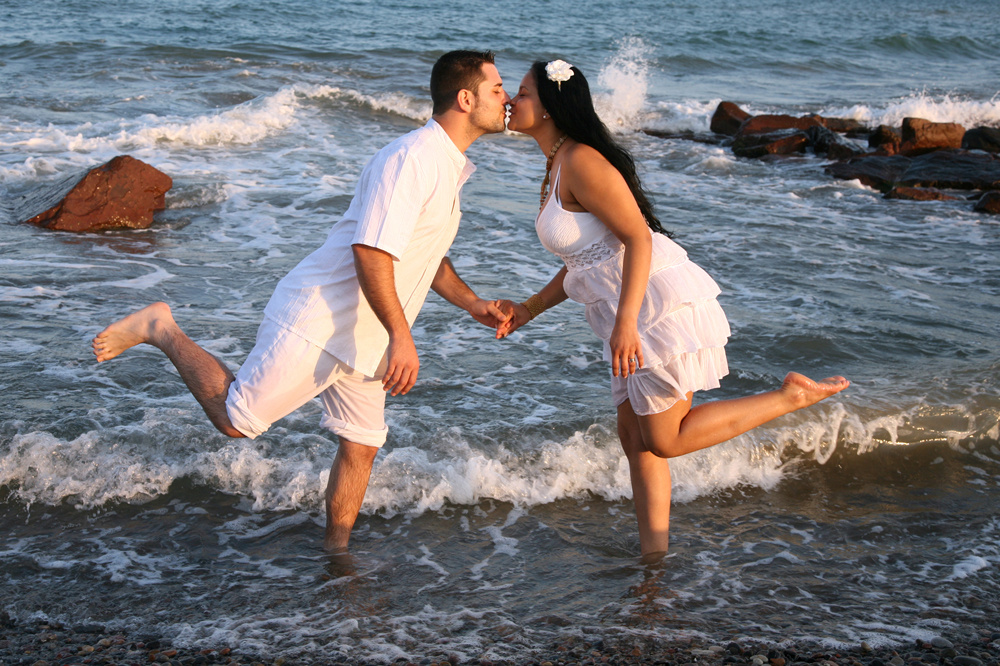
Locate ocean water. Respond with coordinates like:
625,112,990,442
2,0,999,662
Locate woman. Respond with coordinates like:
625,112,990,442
497,59,849,557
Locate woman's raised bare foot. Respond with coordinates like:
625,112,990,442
92,302,176,362
781,372,850,409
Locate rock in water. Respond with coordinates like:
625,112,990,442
732,129,810,158
827,150,1000,192
962,127,1000,153
974,191,1000,214
868,125,902,154
884,186,960,201
900,117,965,155
710,102,752,136
15,155,172,232
737,114,824,137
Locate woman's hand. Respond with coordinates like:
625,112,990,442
610,319,644,377
467,298,511,329
494,300,531,338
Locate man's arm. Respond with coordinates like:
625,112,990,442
431,257,510,329
352,244,419,396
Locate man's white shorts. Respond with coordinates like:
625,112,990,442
225,317,388,447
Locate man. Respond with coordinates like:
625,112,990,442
92,50,510,552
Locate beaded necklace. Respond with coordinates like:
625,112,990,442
539,134,568,210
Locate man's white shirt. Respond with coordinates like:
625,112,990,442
263,119,476,377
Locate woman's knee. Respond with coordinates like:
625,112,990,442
641,431,685,459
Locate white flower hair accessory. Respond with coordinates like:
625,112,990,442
545,59,574,90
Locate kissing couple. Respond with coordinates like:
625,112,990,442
93,50,848,557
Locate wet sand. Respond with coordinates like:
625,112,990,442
2,611,998,666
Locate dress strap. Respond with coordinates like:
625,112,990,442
550,166,563,208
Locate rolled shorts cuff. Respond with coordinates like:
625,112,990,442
225,382,269,439
321,414,389,448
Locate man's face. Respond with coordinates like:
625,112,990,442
469,63,510,134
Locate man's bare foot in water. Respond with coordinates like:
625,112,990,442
781,372,850,409
93,302,175,362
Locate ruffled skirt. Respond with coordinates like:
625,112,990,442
562,234,731,415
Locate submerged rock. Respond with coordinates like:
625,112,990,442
962,127,1000,153
884,186,960,201
869,125,902,155
732,129,810,158
974,191,1000,214
806,126,865,160
14,155,172,232
826,150,1000,192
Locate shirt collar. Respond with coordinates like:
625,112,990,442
426,118,476,180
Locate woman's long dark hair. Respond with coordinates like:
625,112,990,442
531,61,669,236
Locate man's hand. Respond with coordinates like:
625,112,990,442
467,298,511,329
384,332,419,396
353,244,419,396
494,300,530,339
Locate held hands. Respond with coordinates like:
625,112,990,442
466,297,529,339
610,319,644,377
467,298,512,329
493,300,530,339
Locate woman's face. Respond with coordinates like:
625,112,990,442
506,71,547,134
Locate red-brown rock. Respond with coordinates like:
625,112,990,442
821,117,869,136
737,114,824,137
17,155,172,232
732,130,810,158
710,102,752,136
974,191,1000,214
899,117,965,156
869,125,902,154
884,186,960,201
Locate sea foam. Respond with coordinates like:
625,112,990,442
822,91,1000,129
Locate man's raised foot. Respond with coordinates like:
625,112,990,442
93,301,176,362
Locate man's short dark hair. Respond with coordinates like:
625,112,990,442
430,50,496,115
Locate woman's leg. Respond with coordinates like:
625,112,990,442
638,372,848,459
618,398,676,556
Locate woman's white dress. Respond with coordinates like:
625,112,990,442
535,168,731,415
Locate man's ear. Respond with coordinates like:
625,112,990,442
455,89,475,113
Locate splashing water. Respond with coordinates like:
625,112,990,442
596,37,651,131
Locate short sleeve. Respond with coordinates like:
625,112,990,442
351,148,431,261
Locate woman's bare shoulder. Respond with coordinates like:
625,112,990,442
563,142,616,180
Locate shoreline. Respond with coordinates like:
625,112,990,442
2,614,998,666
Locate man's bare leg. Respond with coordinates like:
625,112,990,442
92,302,245,438
324,439,380,552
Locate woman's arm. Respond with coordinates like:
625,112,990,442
496,265,569,338
560,144,653,377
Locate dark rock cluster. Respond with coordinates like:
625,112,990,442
666,102,1000,215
